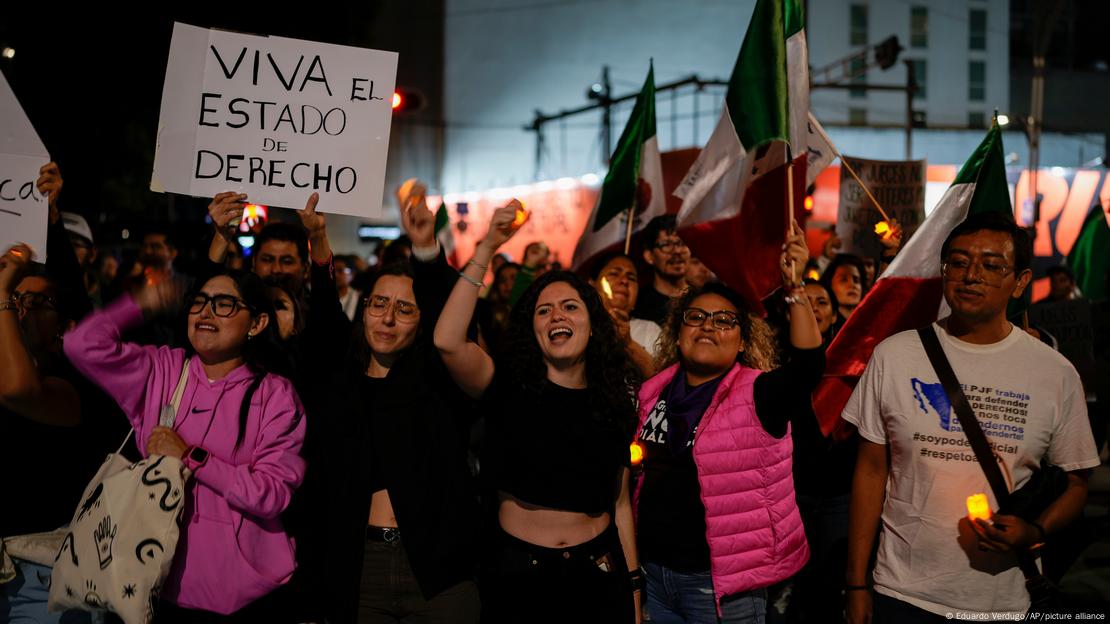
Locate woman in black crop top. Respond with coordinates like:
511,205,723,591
435,203,644,623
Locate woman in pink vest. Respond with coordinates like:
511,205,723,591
632,221,823,623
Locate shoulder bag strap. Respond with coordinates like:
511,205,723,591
916,327,1043,582
159,357,192,428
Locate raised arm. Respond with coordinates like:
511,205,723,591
38,162,92,321
296,193,350,366
206,192,249,266
434,202,521,398
0,244,80,426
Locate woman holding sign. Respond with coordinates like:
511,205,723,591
435,203,643,623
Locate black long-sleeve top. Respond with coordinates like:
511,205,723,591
302,250,480,624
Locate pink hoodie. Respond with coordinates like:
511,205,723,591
64,296,306,614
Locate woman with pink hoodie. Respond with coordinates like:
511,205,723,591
64,269,306,622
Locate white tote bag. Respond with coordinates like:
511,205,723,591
48,359,192,624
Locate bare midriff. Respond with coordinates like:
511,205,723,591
497,491,609,547
368,489,398,527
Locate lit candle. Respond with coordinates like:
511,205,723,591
966,493,992,523
512,200,529,228
629,442,644,466
600,276,613,301
873,220,893,239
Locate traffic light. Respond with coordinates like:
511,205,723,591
392,88,426,114
874,36,903,70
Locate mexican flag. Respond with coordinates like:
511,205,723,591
813,123,1013,436
571,64,666,270
674,0,808,314
435,201,458,267
1067,206,1110,302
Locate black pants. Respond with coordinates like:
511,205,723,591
481,522,634,624
359,532,480,624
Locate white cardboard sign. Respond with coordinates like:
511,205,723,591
151,22,398,218
0,71,50,261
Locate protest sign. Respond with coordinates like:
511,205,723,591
836,156,926,258
1028,298,1098,393
151,22,398,218
0,71,50,260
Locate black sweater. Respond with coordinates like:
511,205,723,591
305,251,480,624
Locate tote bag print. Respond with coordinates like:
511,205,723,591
48,450,188,623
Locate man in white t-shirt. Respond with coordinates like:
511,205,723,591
842,213,1099,623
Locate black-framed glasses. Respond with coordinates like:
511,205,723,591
10,291,57,312
652,238,688,254
941,257,1012,287
363,295,419,323
682,307,740,331
188,293,252,317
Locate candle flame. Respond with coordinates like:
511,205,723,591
966,493,992,522
874,220,895,240
630,442,644,466
513,203,529,228
600,276,613,300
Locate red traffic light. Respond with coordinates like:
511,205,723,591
391,88,426,114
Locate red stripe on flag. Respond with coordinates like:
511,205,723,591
678,156,807,316
813,275,944,436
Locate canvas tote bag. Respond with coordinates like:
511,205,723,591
48,359,192,624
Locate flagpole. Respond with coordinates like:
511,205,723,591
786,150,797,286
623,206,635,255
838,155,892,223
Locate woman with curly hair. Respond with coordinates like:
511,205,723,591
633,221,824,623
435,202,643,623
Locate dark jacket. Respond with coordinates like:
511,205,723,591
305,251,480,624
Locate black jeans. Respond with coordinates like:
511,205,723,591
481,522,634,624
359,531,480,624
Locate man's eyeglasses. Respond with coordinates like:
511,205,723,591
682,308,740,331
10,292,57,312
941,257,1013,287
652,238,688,254
188,294,252,317
364,295,419,323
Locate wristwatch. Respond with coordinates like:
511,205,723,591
185,445,210,470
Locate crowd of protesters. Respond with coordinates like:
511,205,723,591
1,162,1105,624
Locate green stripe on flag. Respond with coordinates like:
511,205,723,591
1067,208,1110,301
593,63,657,232
952,123,1012,218
435,202,449,232
725,0,789,150
784,0,804,38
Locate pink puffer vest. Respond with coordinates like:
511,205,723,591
633,363,809,611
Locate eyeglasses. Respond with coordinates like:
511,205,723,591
652,238,688,254
682,307,740,331
10,291,57,311
942,257,1013,287
364,295,419,323
188,294,252,317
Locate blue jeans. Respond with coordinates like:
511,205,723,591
643,562,766,624
0,558,100,624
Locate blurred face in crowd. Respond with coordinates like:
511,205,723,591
592,256,639,313
831,264,862,307
187,276,268,364
269,287,298,341
494,265,518,302
942,230,1030,324
13,276,65,355
1048,272,1074,301
140,233,177,272
334,258,354,291
861,258,877,288
644,230,689,280
363,275,420,357
685,256,714,290
823,231,841,259
533,281,591,369
491,253,508,276
69,235,96,268
678,293,743,379
254,240,306,290
98,256,119,282
804,283,836,335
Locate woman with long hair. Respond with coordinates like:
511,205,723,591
435,202,643,623
297,192,481,624
64,267,306,622
633,221,823,623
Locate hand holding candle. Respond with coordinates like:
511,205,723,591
966,493,992,524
